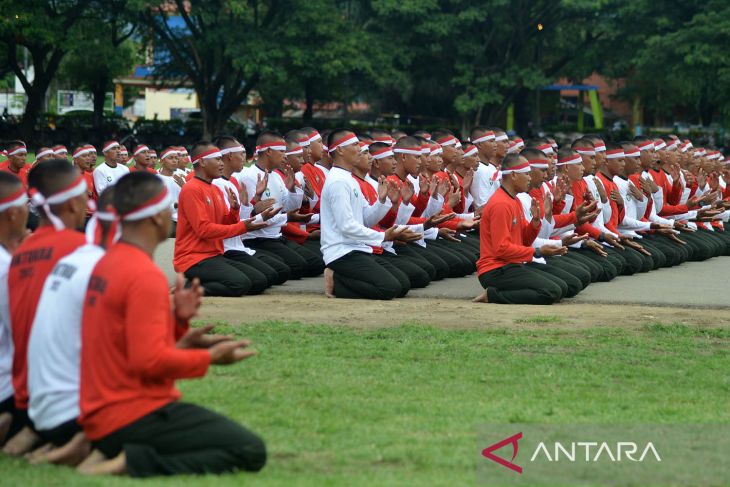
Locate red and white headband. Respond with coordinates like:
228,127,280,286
605,149,625,160
471,132,495,144
52,145,67,156
29,175,88,230
35,148,54,160
373,136,395,146
513,138,525,150
557,154,582,166
430,145,443,156
693,149,706,158
420,145,430,155
574,147,595,156
286,147,304,156
160,148,178,160
463,146,478,158
506,142,521,154
133,145,150,156
393,147,422,156
636,141,654,151
256,141,286,154
371,147,394,160
192,148,223,164
102,141,120,153
436,135,457,147
654,140,666,151
624,149,640,158
0,187,28,212
593,141,606,152
220,145,245,156
120,187,172,221
298,136,311,148
664,140,678,151
7,145,27,157
328,134,359,153
494,134,509,142
73,145,96,159
501,162,530,174
308,131,322,143
536,143,554,155
527,159,549,169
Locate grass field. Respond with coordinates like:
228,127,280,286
1,320,728,486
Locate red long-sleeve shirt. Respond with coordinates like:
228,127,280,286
300,163,326,213
8,226,85,409
649,169,690,216
80,242,210,440
174,177,248,272
596,172,625,234
529,186,577,229
477,187,539,275
570,179,603,239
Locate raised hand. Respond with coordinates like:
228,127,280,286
401,180,415,203
226,187,240,211
543,191,553,222
173,173,187,188
302,176,315,200
423,212,456,230
282,165,296,191
208,339,257,365
387,179,401,205
446,185,461,208
177,324,234,350
260,204,282,221
628,182,644,201
418,173,430,195
238,181,250,207
585,239,608,257
561,233,589,246
639,176,653,196
383,225,422,242
255,172,269,199
552,176,568,202
668,162,681,181
530,197,541,225
610,189,624,208
377,176,389,203
243,217,269,232
287,210,313,223
462,168,475,193
539,244,567,257
594,177,608,203
575,199,599,225
253,197,276,214
173,273,202,322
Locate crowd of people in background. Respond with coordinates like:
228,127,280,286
1,125,729,477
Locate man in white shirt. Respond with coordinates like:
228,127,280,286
25,188,117,466
212,135,289,287
93,141,129,195
468,126,501,209
236,131,323,279
320,129,421,299
156,147,183,237
0,172,29,447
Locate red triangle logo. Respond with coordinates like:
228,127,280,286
481,432,523,474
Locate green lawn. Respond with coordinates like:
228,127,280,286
1,321,728,486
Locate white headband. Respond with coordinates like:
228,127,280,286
30,176,88,230
121,188,173,221
133,145,150,156
372,149,394,160
7,146,27,156
220,146,245,156
494,134,508,142
393,148,422,156
0,189,28,212
35,149,54,160
557,155,583,166
463,147,478,158
285,147,304,156
102,142,120,153
471,133,495,144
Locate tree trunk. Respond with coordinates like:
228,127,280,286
303,79,314,122
19,83,47,142
92,77,109,131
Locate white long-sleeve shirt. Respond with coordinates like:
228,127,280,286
470,161,500,208
613,176,651,236
157,173,182,222
212,177,264,255
320,167,392,264
236,164,303,240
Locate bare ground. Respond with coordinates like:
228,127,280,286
198,294,730,330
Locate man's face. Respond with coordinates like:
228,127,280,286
202,154,223,179
374,155,396,176
606,156,625,177
353,150,371,174
301,144,312,165
268,146,286,169
579,152,596,175
441,145,458,166
309,139,323,162
511,170,531,193
402,152,421,177
286,153,304,173
624,155,640,175
495,136,509,159
178,154,189,169
118,151,128,164
463,154,478,171
105,147,119,162
565,162,585,181
149,154,158,167
85,152,97,170
36,148,54,164
8,151,26,170
135,150,150,168
161,154,178,172
529,166,547,188
546,159,556,180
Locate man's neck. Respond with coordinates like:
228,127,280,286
134,163,147,171
195,171,211,183
120,231,159,258
500,184,517,198
369,168,382,179
394,166,408,181
317,160,332,170
352,168,367,179
0,232,22,254
222,166,235,179
159,167,174,176
104,159,117,168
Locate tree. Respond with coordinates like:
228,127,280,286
0,0,91,139
59,2,137,130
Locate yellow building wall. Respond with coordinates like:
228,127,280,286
144,89,198,120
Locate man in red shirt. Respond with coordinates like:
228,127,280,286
473,153,568,304
129,145,157,173
77,172,266,477
0,141,30,191
72,144,98,223
3,159,88,456
174,141,270,296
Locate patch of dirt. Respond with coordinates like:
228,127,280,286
197,295,730,330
